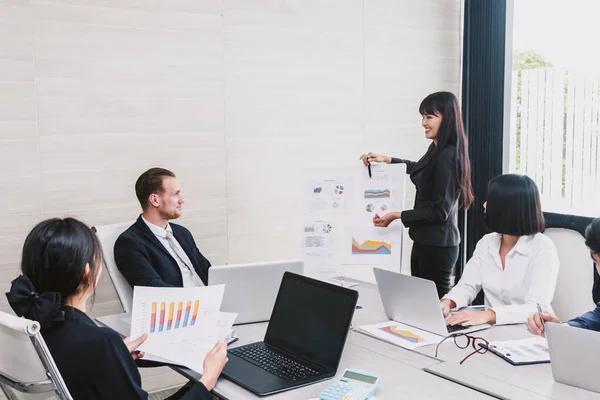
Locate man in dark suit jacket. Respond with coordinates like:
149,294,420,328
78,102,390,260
115,168,211,287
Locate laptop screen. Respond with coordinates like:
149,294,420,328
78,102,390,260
264,272,358,370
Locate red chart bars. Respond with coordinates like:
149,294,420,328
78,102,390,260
149,300,200,333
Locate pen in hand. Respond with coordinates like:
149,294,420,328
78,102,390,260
536,303,546,332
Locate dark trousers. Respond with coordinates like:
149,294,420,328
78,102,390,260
410,242,459,298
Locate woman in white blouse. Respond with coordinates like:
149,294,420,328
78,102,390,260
440,174,560,326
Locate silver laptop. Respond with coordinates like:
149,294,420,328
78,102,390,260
209,259,304,324
373,267,490,337
546,323,600,393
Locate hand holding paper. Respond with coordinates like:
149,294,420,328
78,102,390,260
200,340,229,391
130,285,237,373
123,333,147,360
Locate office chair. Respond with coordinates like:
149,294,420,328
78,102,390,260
545,212,597,321
92,221,135,313
0,310,71,400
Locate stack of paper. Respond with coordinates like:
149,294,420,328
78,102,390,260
130,285,237,373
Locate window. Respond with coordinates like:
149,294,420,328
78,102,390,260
508,0,600,216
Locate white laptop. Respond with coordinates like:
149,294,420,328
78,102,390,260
546,322,600,393
208,259,304,325
373,267,490,336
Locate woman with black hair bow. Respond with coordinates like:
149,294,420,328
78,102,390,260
6,217,226,400
440,174,560,326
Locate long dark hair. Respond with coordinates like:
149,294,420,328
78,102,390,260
419,92,474,209
485,174,545,236
21,217,104,302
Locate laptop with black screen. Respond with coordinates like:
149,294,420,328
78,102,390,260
221,271,358,396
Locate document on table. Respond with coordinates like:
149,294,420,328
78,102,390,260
130,285,237,373
327,276,359,288
484,337,550,365
357,321,443,350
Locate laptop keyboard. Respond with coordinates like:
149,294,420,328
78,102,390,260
230,344,320,382
447,324,469,333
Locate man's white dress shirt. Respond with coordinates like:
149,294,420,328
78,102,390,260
142,216,204,287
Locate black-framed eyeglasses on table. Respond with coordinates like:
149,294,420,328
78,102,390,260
435,333,489,364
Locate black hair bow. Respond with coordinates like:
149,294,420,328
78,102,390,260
5,275,65,329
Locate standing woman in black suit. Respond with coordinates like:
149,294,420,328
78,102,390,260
360,91,474,298
6,217,227,399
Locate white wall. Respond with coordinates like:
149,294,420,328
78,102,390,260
0,0,461,391
0,0,462,312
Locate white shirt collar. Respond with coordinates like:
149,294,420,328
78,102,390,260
488,232,534,257
141,215,172,239
513,234,534,255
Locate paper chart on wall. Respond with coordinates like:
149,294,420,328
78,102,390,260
343,224,402,267
301,164,406,275
301,217,339,273
304,177,355,214
358,163,406,224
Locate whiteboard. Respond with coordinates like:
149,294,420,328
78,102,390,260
300,163,406,283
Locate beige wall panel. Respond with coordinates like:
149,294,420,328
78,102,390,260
0,0,462,394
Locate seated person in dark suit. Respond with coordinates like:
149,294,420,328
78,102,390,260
115,168,211,287
527,218,600,335
6,217,227,399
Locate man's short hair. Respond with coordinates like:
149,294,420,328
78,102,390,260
585,218,600,255
135,168,176,210
485,174,545,236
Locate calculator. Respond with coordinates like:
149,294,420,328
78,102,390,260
319,369,379,400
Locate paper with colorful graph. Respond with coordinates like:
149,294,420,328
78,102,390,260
343,225,402,266
357,320,443,350
359,163,405,225
130,285,236,373
301,163,406,277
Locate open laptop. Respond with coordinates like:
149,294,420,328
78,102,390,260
546,323,600,393
222,272,358,396
209,259,304,325
373,267,490,337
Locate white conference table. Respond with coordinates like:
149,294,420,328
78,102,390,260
414,324,600,400
98,279,600,400
98,280,491,399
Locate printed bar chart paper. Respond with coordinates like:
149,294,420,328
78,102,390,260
130,285,234,373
